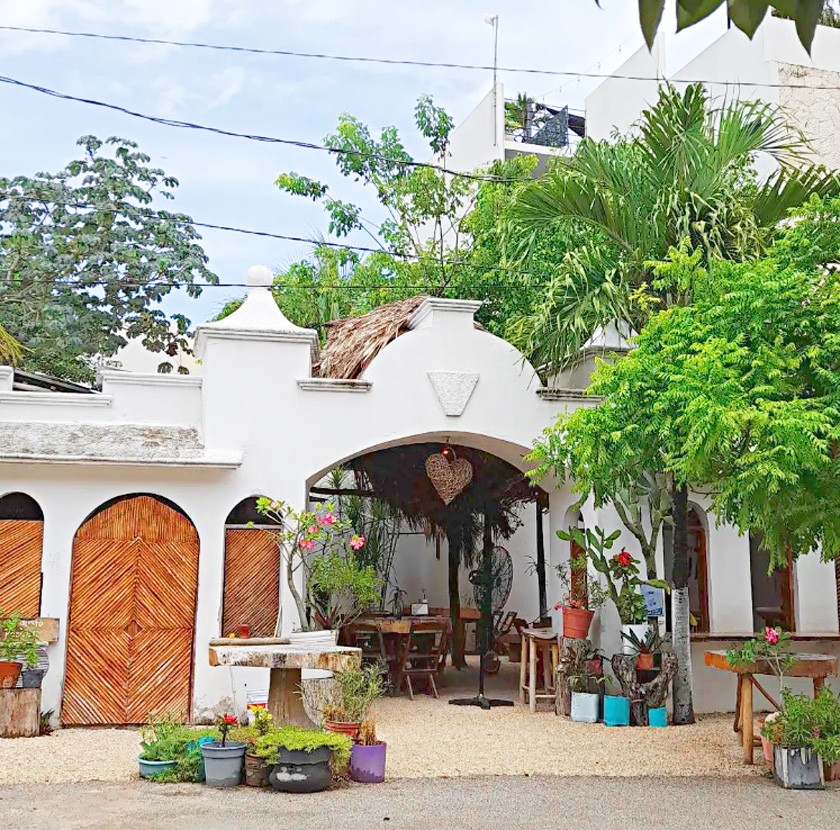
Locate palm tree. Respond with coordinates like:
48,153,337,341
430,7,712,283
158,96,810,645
0,322,21,365
510,83,840,724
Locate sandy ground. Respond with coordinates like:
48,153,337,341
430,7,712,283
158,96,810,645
0,659,758,784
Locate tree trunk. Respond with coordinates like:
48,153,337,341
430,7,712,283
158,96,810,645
446,527,467,669
535,501,548,619
670,480,695,725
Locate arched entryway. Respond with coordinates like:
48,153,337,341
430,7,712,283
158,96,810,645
222,497,280,637
0,492,44,618
61,494,199,725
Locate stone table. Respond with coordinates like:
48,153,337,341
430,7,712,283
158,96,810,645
209,642,361,727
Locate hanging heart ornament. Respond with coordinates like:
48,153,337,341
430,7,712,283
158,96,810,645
425,450,473,505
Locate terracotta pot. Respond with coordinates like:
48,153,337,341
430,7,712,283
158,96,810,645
325,720,361,740
755,718,774,768
636,653,655,671
237,624,251,639
586,657,603,676
0,661,21,689
562,607,594,640
825,761,840,781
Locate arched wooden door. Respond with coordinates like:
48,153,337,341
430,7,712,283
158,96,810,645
62,495,199,725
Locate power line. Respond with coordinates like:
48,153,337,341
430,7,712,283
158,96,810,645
4,24,840,91
0,75,518,184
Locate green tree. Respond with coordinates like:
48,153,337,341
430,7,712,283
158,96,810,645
630,0,836,53
515,83,839,723
0,136,217,383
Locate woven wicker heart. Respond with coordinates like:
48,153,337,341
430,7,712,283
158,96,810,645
425,453,473,505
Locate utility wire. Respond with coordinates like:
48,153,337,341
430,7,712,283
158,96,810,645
3,24,840,90
0,75,516,184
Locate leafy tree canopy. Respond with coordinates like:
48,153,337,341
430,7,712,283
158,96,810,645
530,195,840,568
630,0,838,54
0,136,217,383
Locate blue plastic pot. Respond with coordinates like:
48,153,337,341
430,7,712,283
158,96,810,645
603,695,630,726
137,756,177,779
648,706,668,727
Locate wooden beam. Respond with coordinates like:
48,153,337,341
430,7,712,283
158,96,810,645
309,486,379,498
536,503,548,619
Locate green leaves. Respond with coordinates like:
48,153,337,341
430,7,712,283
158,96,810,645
637,0,825,52
0,135,216,382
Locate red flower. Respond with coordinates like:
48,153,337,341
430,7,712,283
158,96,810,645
224,714,237,724
764,627,780,645
554,602,563,611
617,550,632,567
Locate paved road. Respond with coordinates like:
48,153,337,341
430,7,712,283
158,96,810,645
1,776,838,830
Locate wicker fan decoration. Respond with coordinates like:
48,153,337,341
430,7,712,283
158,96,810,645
425,447,473,505
471,545,514,614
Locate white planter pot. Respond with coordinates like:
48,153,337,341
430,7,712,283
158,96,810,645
570,692,600,723
621,623,649,654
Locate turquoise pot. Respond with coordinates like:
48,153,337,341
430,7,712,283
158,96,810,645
603,695,630,726
138,756,177,779
648,706,668,727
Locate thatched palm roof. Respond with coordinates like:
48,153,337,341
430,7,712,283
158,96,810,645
317,296,427,380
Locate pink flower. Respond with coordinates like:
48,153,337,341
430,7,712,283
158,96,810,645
269,501,280,511
322,513,336,525
764,627,780,645
350,534,366,551
307,525,320,535
554,602,563,611
299,539,315,551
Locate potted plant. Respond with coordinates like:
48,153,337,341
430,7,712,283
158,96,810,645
244,706,274,787
322,661,386,740
254,726,352,793
761,690,829,789
555,527,616,639
568,665,603,723
255,499,381,640
349,717,387,783
200,714,246,787
0,609,39,688
620,626,662,671
556,639,603,717
603,678,630,727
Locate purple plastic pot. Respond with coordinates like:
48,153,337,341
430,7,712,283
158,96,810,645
349,742,387,784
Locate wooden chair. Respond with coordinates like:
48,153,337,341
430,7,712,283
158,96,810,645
344,622,396,695
397,620,448,700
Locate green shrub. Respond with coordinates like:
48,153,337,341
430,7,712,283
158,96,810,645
254,726,351,770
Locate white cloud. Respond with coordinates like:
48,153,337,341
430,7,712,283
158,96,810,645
208,66,246,109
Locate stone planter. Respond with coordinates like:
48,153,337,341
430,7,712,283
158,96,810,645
20,668,46,689
201,741,246,787
269,746,333,793
244,750,271,787
570,691,600,723
772,745,824,789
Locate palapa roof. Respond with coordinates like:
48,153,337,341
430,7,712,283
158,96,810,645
317,296,427,380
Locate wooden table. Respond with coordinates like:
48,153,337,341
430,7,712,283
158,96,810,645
704,650,838,764
209,642,360,728
356,615,451,635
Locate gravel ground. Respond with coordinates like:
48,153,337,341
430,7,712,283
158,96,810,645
0,660,756,784
1,777,838,830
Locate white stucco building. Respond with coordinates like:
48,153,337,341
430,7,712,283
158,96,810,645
0,265,838,725
586,17,840,171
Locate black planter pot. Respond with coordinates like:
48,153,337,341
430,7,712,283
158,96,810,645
268,746,333,793
21,668,46,689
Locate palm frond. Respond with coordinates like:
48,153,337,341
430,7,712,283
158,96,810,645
0,323,21,365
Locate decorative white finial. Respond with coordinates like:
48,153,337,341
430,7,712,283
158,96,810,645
246,265,274,288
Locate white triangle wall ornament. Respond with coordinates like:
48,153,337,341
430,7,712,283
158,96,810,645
427,371,479,416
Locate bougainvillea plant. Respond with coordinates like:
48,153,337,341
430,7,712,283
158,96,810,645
255,498,381,634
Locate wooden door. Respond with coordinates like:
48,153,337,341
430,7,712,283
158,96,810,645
62,496,199,725
222,528,280,637
0,520,43,617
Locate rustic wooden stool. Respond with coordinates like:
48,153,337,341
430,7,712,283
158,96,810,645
519,628,559,713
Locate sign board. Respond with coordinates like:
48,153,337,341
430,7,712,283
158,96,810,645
641,585,665,618
5,618,61,644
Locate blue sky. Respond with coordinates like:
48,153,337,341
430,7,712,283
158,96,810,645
0,0,727,326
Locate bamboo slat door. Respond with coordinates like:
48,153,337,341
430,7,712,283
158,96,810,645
0,520,43,617
62,496,199,725
222,528,280,637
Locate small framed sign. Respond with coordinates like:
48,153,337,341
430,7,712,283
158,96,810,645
641,584,665,617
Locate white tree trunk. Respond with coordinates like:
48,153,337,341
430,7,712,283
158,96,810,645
671,585,695,724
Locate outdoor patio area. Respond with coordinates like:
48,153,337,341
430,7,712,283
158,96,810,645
0,658,757,785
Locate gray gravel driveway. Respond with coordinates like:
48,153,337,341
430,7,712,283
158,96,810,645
1,775,838,830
